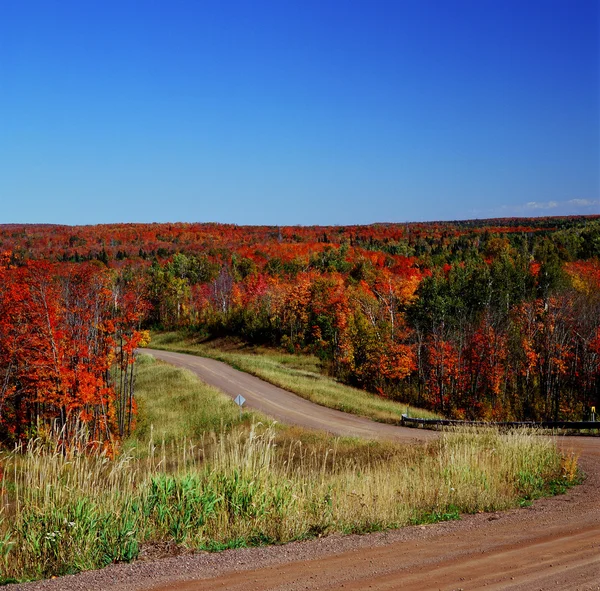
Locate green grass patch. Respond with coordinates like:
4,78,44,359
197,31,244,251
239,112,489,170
148,332,441,423
410,505,461,525
129,354,250,449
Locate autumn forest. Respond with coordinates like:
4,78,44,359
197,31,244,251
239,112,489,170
1,216,599,445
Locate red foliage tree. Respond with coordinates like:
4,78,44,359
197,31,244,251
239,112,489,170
0,261,147,445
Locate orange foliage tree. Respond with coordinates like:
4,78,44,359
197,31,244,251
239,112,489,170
0,259,147,444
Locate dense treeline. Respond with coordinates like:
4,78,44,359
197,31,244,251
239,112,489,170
145,244,600,421
0,217,598,424
0,255,147,444
1,216,598,265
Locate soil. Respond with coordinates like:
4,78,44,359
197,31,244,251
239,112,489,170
8,350,600,591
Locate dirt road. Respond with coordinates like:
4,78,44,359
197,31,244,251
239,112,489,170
140,351,600,591
12,350,600,591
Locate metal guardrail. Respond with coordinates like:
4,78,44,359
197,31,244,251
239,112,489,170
401,414,599,431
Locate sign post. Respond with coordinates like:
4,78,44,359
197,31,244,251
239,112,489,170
234,394,246,421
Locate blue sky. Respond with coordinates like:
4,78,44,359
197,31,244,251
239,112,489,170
0,0,598,225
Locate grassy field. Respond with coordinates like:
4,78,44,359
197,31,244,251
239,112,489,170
0,354,578,583
130,354,249,447
149,332,441,422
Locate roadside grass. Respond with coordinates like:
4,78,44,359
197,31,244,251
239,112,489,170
129,354,250,449
148,332,441,422
0,355,579,584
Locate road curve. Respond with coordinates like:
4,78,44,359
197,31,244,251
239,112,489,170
142,348,436,443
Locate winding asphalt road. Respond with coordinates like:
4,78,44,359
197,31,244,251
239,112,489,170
142,348,436,443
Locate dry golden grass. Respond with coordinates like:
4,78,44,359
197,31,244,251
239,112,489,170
0,355,576,583
0,426,573,581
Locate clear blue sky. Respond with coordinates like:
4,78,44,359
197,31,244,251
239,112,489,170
1,0,598,225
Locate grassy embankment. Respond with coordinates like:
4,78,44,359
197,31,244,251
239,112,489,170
0,354,578,584
148,332,441,421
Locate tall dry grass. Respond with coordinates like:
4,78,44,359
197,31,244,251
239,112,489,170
0,422,575,583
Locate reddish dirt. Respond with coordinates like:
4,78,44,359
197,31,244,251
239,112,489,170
10,351,600,591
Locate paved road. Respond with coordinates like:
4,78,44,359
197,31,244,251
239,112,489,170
143,348,436,443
